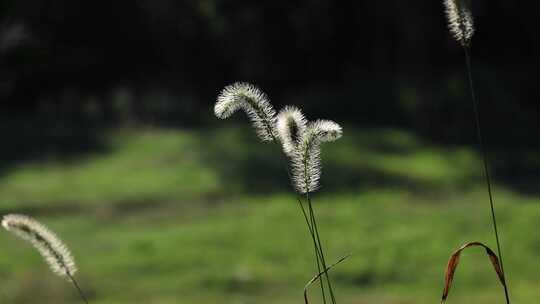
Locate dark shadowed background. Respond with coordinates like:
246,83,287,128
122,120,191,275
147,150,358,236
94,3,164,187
2,1,539,132
1,1,540,303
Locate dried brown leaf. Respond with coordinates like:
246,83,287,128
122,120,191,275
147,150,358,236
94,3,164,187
441,241,507,303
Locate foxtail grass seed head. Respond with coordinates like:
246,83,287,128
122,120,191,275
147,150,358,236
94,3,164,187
292,120,343,194
277,106,307,157
311,119,343,143
215,82,277,142
444,0,474,46
2,214,77,279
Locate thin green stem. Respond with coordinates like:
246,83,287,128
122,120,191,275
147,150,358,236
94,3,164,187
304,254,351,304
306,192,337,304
67,273,89,304
297,197,328,303
298,133,337,304
271,132,338,304
463,46,510,304
271,138,328,304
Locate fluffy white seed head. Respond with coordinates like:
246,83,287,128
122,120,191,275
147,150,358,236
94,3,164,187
292,125,321,194
444,0,474,46
276,106,307,157
2,214,77,279
215,82,277,142
291,119,343,194
311,119,343,143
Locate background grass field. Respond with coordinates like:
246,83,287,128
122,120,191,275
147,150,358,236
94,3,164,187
1,126,539,303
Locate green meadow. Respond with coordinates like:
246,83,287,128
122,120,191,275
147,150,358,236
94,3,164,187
1,126,539,303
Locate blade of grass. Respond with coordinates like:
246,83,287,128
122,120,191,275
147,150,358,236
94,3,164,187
440,241,507,304
304,254,351,304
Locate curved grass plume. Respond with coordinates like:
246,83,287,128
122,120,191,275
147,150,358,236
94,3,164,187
2,214,89,303
444,0,474,46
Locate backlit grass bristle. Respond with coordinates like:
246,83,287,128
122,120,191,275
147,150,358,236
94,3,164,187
291,119,342,194
2,214,77,279
277,106,307,157
215,82,277,142
444,0,474,46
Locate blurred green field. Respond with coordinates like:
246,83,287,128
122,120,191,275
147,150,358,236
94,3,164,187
1,126,540,303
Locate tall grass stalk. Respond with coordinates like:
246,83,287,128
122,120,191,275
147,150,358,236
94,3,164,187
306,192,336,304
462,46,510,304
215,83,343,303
444,0,510,302
278,157,335,304
276,134,334,304
296,196,328,303
291,120,342,304
275,105,332,301
277,144,329,303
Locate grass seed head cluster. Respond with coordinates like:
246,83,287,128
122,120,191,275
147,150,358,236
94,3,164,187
215,82,343,194
215,82,278,142
2,214,77,279
444,0,475,46
276,106,308,157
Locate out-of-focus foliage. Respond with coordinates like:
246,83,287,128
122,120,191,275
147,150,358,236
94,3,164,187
0,127,540,303
1,0,539,143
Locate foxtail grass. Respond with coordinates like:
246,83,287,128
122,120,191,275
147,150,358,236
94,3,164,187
215,82,277,142
2,214,89,304
444,1,510,303
215,82,344,304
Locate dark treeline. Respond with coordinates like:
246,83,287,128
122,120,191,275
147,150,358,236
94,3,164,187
0,0,539,144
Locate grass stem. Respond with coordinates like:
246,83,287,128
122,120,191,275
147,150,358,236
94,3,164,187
297,197,328,303
272,140,329,304
306,192,337,304
463,46,510,304
304,254,351,304
67,273,89,304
